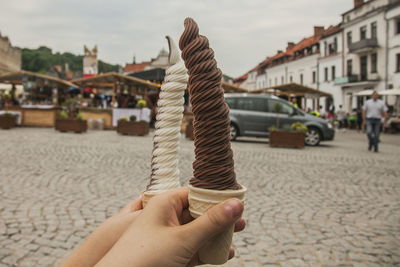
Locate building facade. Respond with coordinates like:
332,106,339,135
235,0,400,112
0,32,21,74
83,45,98,77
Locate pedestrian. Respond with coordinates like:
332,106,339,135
362,91,388,152
336,105,345,129
319,105,325,119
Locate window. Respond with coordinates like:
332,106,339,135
290,76,293,83
347,31,352,45
324,41,327,56
269,79,272,86
360,26,367,40
236,98,266,112
347,59,353,76
312,71,316,83
281,76,284,84
225,97,236,109
332,66,336,80
397,54,400,72
274,77,277,85
371,53,377,73
324,67,328,81
334,37,338,52
300,74,303,84
371,22,377,39
267,99,294,115
397,19,400,34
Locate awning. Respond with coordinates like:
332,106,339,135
221,81,248,93
0,70,78,89
354,89,374,96
379,89,400,96
71,72,160,90
250,83,332,97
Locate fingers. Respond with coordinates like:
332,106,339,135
180,198,244,247
119,197,142,215
234,219,246,233
142,187,189,224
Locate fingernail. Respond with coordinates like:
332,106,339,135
224,199,243,219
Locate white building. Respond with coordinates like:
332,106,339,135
337,0,400,112
319,26,343,109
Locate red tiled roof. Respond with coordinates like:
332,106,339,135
321,25,341,39
124,62,149,73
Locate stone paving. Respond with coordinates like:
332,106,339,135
0,128,399,267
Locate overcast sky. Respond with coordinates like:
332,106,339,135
0,0,353,77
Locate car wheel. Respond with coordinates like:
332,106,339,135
230,124,238,141
305,127,321,146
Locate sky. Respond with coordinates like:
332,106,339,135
0,0,354,78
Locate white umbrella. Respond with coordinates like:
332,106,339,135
379,89,400,96
354,89,374,96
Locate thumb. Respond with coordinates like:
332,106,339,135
181,198,244,247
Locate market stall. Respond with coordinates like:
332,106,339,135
72,72,160,128
0,70,78,127
249,83,332,110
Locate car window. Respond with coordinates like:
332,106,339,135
267,99,294,115
236,98,267,112
225,97,236,109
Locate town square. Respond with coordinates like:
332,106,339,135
1,0,400,266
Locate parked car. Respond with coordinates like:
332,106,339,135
225,94,335,146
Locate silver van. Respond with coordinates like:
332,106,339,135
226,94,335,146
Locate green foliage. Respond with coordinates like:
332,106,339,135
268,125,278,132
283,124,292,132
291,122,308,133
2,93,11,100
1,113,16,118
137,100,146,109
273,102,282,113
129,115,137,122
118,117,128,123
76,113,83,120
21,46,120,74
59,110,68,119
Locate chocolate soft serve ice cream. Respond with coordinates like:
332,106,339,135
179,18,246,265
179,17,240,191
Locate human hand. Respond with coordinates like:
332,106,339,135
96,187,245,267
60,197,143,267
362,121,366,131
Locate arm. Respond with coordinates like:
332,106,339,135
362,109,366,130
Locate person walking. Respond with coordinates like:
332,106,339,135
362,91,388,152
337,105,345,129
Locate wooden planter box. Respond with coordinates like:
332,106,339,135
117,121,149,136
0,116,16,129
269,131,305,148
55,119,87,133
185,119,194,140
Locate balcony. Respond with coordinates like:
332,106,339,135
334,75,359,85
348,38,378,53
335,74,380,86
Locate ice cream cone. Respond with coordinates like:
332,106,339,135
188,184,247,265
141,191,160,208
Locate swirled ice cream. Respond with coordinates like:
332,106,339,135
146,36,188,192
179,18,240,190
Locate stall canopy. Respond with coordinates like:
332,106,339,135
221,81,248,93
72,72,159,91
250,83,332,97
0,70,78,89
72,72,160,106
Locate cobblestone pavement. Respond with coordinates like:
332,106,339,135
0,128,399,267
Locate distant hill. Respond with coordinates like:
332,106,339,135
21,46,120,75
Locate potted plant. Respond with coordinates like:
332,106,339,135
268,102,307,148
55,99,87,133
117,114,149,136
0,113,17,129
